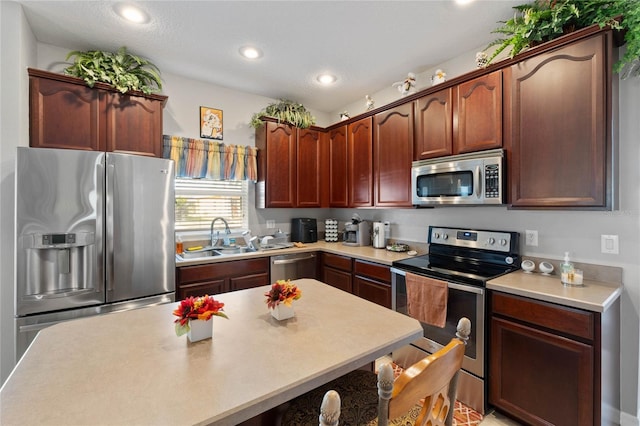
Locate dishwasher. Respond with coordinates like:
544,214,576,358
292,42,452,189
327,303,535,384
270,252,317,282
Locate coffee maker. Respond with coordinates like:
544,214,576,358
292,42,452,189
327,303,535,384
343,214,371,246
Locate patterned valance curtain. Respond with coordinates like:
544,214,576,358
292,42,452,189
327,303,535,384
162,135,258,181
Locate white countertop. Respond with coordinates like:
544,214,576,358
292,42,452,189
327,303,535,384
176,240,420,267
0,279,422,426
487,270,622,313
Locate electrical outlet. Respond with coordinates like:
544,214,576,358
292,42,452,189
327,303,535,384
525,230,538,247
601,235,619,254
266,220,275,229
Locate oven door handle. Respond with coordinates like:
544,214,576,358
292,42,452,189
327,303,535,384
390,267,484,295
448,282,484,295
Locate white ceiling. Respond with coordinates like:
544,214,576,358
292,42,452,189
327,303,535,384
16,0,520,113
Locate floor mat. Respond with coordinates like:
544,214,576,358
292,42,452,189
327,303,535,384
384,361,483,426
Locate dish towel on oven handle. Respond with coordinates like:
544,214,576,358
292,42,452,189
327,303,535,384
405,272,448,328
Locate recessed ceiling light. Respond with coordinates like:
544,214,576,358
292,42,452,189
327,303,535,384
454,0,475,5
316,74,337,85
114,3,150,24
239,46,263,59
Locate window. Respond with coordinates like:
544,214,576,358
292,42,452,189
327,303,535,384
175,178,248,231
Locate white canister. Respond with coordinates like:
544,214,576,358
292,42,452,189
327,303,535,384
372,222,386,248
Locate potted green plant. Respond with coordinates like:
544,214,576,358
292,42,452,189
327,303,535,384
250,99,316,129
484,0,640,78
64,46,162,94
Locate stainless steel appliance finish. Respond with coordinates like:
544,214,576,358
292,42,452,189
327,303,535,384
270,252,317,282
411,148,504,206
15,147,175,359
390,226,520,414
343,221,371,246
372,222,386,248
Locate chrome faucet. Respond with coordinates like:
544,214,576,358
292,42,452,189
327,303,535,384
210,217,231,247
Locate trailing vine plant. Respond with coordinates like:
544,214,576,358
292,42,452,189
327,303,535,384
64,46,162,94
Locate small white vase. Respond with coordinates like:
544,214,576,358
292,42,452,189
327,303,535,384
271,304,295,321
187,319,213,342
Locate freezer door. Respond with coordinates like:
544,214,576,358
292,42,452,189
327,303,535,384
15,147,105,316
105,153,175,302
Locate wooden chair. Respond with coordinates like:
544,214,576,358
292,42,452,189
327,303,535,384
282,317,471,426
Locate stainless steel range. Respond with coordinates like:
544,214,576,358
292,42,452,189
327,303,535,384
390,226,520,414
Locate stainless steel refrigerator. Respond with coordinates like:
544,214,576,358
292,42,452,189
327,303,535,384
15,147,175,360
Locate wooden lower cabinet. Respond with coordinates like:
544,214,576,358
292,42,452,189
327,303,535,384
353,260,391,308
179,279,226,299
176,258,269,299
321,254,391,308
489,291,608,426
353,277,391,308
321,252,353,293
322,253,391,308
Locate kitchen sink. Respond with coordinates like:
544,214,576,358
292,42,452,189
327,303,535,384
179,247,222,260
178,245,254,260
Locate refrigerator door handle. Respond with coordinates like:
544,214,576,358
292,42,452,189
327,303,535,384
105,161,115,293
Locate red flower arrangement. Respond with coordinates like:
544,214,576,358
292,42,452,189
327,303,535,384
265,279,302,309
173,295,228,336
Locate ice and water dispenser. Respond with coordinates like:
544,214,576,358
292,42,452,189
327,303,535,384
16,231,99,315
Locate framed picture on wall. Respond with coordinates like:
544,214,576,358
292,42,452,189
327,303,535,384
200,106,223,140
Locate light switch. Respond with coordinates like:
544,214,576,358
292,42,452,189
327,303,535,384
601,235,619,254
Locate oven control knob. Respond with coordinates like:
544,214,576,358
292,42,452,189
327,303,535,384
433,232,440,240
487,237,495,245
500,239,508,246
442,233,448,240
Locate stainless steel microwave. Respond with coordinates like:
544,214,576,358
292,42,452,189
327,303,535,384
411,149,504,206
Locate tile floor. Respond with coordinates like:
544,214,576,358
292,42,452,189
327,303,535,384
480,410,523,425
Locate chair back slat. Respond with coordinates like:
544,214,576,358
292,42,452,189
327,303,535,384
307,318,471,426
388,340,465,420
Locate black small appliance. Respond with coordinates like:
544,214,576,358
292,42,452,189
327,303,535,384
291,218,317,243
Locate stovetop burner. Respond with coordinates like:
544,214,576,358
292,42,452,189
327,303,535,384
392,226,521,286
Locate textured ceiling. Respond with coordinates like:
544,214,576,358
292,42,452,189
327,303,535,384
17,0,521,113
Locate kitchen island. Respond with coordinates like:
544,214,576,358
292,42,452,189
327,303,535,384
0,279,422,426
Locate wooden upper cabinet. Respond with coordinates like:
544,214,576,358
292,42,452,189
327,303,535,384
29,70,105,151
255,121,297,208
454,70,503,154
255,120,326,208
415,71,501,160
28,68,167,157
296,128,322,208
506,32,612,209
374,103,414,207
328,125,349,208
105,92,165,157
348,117,373,207
415,87,453,159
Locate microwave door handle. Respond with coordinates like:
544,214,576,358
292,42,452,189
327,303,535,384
475,165,482,198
